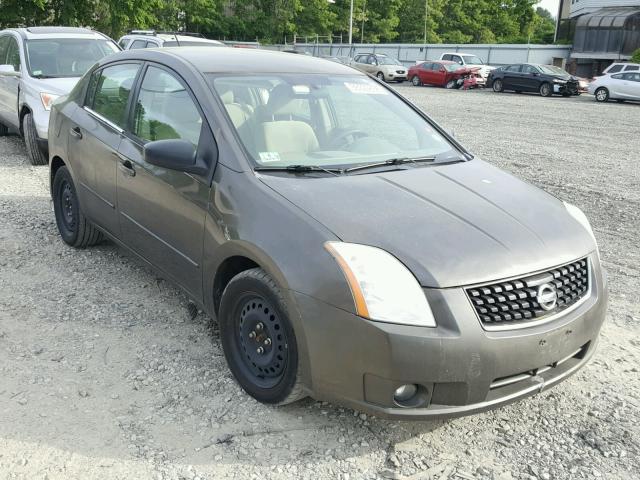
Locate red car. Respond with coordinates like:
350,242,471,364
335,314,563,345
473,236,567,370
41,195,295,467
408,60,485,89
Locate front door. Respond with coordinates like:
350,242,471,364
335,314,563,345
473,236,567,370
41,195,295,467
117,64,210,299
0,35,22,129
69,62,141,235
520,65,541,92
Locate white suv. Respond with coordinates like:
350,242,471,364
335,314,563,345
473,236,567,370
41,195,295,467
118,31,225,50
439,53,495,79
601,62,639,76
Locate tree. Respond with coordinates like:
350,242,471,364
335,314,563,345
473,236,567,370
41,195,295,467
631,48,640,64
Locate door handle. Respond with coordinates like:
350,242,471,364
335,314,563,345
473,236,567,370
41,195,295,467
118,158,136,177
70,126,82,139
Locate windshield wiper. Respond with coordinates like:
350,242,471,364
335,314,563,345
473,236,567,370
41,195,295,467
31,73,57,79
344,156,436,173
254,165,343,176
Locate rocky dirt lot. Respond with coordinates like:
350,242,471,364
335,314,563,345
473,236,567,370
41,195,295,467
0,88,638,480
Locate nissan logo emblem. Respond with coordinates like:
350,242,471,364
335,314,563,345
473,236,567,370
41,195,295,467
537,283,558,311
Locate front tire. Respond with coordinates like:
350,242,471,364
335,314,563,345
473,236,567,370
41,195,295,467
411,75,421,87
595,87,609,102
52,166,103,248
376,72,385,82
219,268,305,405
445,79,456,89
539,82,552,97
22,112,48,165
492,79,504,92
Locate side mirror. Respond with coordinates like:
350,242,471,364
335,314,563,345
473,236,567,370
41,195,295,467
144,139,208,176
0,64,18,76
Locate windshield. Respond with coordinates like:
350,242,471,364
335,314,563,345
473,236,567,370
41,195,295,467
26,38,119,78
462,55,484,65
210,74,462,169
538,65,569,76
444,64,465,72
378,56,402,66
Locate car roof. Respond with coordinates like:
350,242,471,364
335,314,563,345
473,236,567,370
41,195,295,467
428,60,456,65
7,26,107,40
123,33,224,44
101,47,359,75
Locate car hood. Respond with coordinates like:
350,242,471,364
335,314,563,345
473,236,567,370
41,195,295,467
550,73,577,82
27,76,81,95
258,160,595,288
382,64,406,72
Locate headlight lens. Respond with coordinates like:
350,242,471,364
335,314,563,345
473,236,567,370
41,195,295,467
325,242,436,327
553,79,567,84
40,92,60,111
564,202,600,260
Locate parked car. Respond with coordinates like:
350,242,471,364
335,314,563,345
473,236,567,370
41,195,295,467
439,52,495,79
350,53,407,82
589,72,640,103
118,30,225,50
0,26,119,165
488,64,580,97
408,60,484,89
321,55,349,65
601,62,639,76
48,47,607,419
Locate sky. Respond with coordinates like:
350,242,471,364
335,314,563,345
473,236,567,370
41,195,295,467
538,0,561,18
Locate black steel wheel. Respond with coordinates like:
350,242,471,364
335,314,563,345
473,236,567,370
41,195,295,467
52,166,102,248
219,268,305,405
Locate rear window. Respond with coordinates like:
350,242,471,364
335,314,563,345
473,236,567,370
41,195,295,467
607,65,623,73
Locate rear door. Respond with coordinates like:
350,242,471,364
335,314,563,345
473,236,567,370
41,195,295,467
116,63,212,298
620,72,640,99
69,62,141,235
502,64,522,90
0,35,22,129
418,62,432,84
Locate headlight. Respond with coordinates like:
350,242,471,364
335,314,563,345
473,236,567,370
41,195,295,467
553,79,567,84
325,242,436,327
40,92,60,111
564,202,600,260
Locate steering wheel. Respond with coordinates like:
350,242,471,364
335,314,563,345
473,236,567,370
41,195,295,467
328,128,369,149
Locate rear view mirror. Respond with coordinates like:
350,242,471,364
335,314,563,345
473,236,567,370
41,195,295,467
0,64,18,76
144,139,208,176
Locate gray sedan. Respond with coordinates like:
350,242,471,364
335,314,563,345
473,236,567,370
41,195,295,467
48,47,607,419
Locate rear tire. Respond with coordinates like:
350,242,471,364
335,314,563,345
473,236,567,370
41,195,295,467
219,268,305,405
595,87,609,102
22,112,48,165
492,79,504,92
52,166,103,248
539,82,552,97
411,75,421,87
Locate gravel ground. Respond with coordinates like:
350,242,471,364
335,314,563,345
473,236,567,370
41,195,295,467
0,87,638,480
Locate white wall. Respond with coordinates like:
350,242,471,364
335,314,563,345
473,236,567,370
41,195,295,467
570,0,640,18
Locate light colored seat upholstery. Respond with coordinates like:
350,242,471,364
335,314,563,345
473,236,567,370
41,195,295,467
258,121,319,159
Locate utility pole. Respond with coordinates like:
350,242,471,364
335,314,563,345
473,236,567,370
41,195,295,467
349,0,354,44
423,0,428,45
361,0,366,44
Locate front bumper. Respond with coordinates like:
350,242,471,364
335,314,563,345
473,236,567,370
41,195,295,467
554,82,580,95
294,254,607,419
386,72,407,82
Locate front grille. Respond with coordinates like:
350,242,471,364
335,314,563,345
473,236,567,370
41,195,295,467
467,258,589,328
396,70,406,74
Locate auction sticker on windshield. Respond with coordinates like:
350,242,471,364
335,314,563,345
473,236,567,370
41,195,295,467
259,152,282,163
344,81,388,95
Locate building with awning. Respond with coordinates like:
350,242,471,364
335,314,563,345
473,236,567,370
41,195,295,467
555,2,640,76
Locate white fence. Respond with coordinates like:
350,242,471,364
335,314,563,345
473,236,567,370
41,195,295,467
267,43,573,67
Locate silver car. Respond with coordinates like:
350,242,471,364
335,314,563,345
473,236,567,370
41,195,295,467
0,27,118,165
350,53,408,82
589,71,640,103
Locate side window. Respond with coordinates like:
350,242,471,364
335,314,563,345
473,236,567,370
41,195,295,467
0,36,10,64
452,55,462,65
623,72,640,82
6,37,21,72
442,54,452,61
611,73,623,80
129,40,147,50
118,39,129,49
354,55,364,63
133,66,202,146
625,65,639,71
91,63,140,128
607,64,623,73
368,55,377,65
506,65,522,72
523,65,539,74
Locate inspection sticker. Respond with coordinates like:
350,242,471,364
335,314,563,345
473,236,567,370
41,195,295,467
344,81,388,95
259,151,282,163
